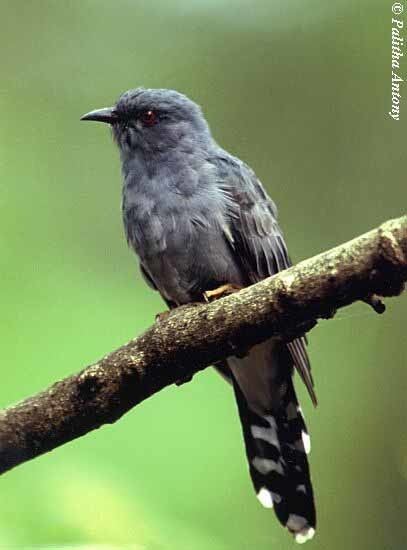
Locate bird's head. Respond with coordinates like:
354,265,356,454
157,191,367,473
81,88,212,159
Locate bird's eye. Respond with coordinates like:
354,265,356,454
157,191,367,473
140,110,158,127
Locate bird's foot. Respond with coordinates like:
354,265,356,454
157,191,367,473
155,310,171,323
204,283,243,302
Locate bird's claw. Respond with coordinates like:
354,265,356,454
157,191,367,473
204,283,243,302
155,310,171,323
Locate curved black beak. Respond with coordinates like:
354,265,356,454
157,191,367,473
80,107,118,124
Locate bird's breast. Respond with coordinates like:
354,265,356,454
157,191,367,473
122,182,242,303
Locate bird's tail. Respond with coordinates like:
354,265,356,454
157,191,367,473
232,376,316,543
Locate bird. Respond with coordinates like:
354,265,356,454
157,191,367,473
81,88,317,543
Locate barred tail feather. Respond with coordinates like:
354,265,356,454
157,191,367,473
232,377,316,543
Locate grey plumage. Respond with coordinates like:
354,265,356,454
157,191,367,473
81,88,317,543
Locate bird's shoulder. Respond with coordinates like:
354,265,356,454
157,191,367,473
207,148,285,251
209,148,279,223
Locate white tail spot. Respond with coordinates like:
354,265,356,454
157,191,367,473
295,527,315,544
287,514,315,544
287,513,308,532
257,487,273,508
301,430,311,454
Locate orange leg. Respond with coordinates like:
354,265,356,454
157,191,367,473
204,283,243,302
155,310,171,323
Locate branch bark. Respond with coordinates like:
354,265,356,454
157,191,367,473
1,216,406,475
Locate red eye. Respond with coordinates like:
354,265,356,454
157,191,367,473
141,110,158,127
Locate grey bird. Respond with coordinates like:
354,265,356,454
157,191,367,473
81,88,317,543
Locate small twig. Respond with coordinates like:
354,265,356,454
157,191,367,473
363,294,386,314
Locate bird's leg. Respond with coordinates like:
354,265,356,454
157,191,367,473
155,310,171,323
204,283,243,302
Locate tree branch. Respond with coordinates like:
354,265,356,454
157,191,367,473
1,216,406,475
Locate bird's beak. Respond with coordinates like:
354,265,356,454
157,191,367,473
80,107,118,124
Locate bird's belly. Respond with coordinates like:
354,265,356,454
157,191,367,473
141,228,244,305
123,191,245,304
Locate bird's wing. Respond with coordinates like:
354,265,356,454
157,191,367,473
140,262,157,290
216,153,317,406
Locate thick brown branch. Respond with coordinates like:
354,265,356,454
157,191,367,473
1,216,406,475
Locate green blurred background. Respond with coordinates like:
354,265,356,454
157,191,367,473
1,0,406,549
